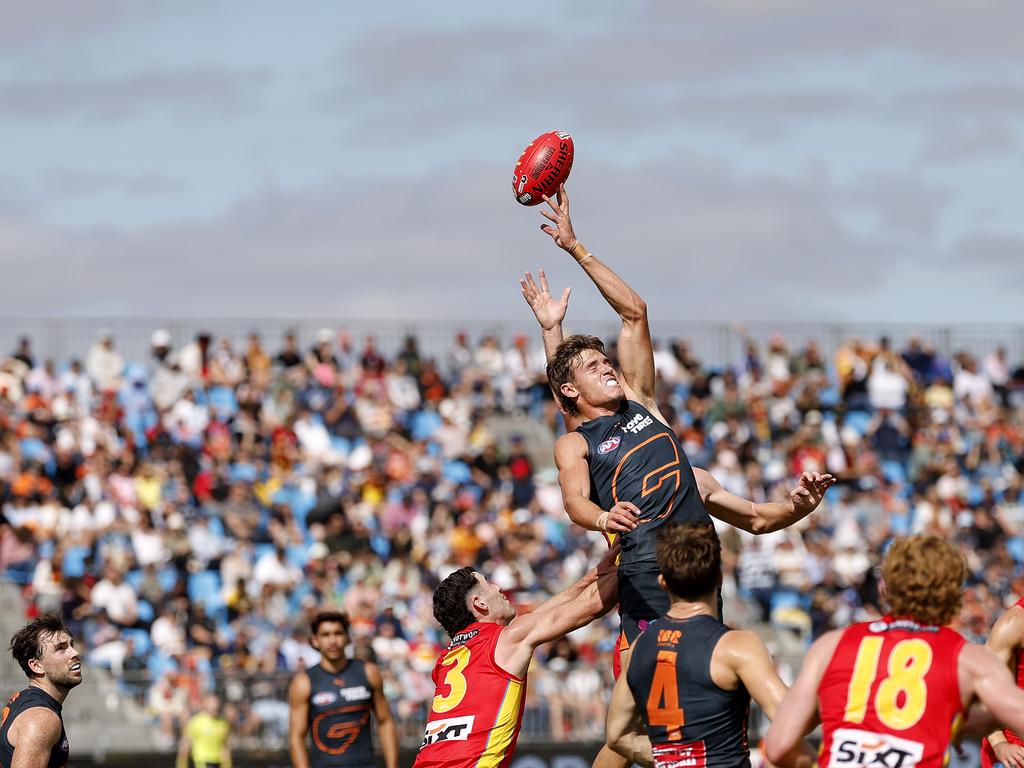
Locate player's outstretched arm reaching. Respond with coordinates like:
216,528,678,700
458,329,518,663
494,541,620,679
523,185,835,536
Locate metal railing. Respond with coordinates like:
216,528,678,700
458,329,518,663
2,317,1023,369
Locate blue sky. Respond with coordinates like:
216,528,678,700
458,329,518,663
2,0,1023,323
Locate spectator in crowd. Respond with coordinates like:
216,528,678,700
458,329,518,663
2,325,1024,751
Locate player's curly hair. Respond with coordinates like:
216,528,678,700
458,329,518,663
882,535,966,627
9,614,70,678
546,334,607,415
433,567,481,637
310,610,350,635
656,522,721,601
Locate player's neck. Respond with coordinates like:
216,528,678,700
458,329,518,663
578,400,622,421
29,678,69,705
319,656,351,674
665,597,717,621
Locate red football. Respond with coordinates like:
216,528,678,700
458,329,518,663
512,131,574,206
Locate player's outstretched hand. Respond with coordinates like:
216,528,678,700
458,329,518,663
598,502,641,533
539,184,577,251
521,269,571,331
994,741,1024,768
788,471,836,514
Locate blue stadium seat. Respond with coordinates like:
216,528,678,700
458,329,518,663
844,410,872,436
881,460,908,485
62,546,90,579
136,599,155,624
187,570,224,609
122,627,152,655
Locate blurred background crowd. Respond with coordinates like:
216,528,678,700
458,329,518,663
2,324,1024,747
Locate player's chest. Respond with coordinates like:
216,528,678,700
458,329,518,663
310,678,372,712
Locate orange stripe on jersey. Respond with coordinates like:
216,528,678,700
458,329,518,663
611,433,680,523
475,678,524,768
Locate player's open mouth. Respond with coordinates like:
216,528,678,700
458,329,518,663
70,663,81,671
604,379,618,388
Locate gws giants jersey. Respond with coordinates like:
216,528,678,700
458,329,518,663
577,400,710,575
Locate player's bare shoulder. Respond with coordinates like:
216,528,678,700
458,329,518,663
554,431,589,463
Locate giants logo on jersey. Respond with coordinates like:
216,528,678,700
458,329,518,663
421,716,475,746
829,728,924,767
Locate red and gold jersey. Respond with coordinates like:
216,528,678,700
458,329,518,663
981,597,1024,768
413,622,526,768
817,617,966,768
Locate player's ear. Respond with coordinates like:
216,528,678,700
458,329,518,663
27,657,45,676
560,382,579,400
657,574,668,593
469,592,488,617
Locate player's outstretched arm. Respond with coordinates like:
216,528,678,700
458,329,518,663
288,671,313,768
695,468,835,534
606,650,653,768
8,708,63,768
764,630,841,767
366,662,399,768
981,605,1024,767
724,631,816,768
961,643,1024,741
494,543,619,679
538,185,658,409
555,432,638,534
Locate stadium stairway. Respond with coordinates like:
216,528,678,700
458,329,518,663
0,582,162,760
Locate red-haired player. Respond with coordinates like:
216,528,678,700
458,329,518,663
765,535,1024,767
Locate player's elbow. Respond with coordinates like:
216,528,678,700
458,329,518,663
762,730,793,766
619,296,648,324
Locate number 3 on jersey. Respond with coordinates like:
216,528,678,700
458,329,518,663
844,637,932,730
432,646,471,713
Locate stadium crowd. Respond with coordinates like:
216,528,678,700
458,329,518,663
2,325,1024,745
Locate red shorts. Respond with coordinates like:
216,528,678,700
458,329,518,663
982,731,1024,768
613,630,629,679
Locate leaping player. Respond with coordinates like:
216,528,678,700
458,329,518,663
521,184,835,768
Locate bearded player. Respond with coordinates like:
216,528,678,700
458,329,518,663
521,185,834,768
2,615,83,768
288,611,398,768
981,598,1024,768
414,544,619,768
765,535,1024,767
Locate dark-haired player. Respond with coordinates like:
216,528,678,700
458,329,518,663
607,523,814,768
766,535,1024,767
288,611,397,768
2,614,82,768
414,544,619,768
522,185,834,768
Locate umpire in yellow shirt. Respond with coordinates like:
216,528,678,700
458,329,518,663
177,693,232,768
